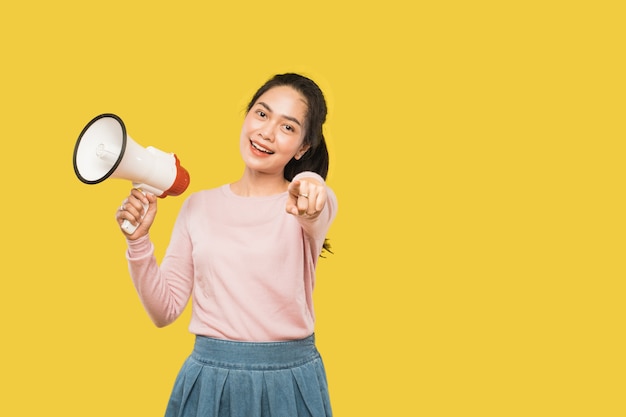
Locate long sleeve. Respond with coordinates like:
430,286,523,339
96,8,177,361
291,171,338,257
125,206,195,327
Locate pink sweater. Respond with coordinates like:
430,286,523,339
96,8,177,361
125,172,337,342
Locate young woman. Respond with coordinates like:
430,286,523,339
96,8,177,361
116,73,337,417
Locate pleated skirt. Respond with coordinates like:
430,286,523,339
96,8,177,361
164,334,333,417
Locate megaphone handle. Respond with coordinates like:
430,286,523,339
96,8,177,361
121,190,149,234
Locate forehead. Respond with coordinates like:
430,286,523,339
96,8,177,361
255,86,308,118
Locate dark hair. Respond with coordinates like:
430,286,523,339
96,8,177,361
246,73,330,181
247,73,333,256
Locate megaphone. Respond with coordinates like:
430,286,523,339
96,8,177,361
73,113,190,234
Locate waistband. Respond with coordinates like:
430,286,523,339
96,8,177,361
191,334,319,370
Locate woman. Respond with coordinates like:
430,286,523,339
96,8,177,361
116,73,337,417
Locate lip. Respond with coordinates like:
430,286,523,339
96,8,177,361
250,139,274,155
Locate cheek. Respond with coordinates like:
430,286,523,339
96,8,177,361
240,116,260,143
239,124,253,153
280,137,304,156
241,115,254,134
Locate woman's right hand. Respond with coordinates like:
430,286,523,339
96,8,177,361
116,188,158,240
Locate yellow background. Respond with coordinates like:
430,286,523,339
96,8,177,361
1,1,624,416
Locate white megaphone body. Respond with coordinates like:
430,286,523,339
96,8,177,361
73,113,190,234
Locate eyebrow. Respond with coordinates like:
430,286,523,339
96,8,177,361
257,101,302,127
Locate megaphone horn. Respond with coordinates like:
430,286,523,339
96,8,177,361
73,113,190,233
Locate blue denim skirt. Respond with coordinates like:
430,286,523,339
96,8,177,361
164,334,332,417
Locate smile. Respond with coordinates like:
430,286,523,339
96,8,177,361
250,140,274,154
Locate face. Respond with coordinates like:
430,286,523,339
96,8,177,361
239,85,310,177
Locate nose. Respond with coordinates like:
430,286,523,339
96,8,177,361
259,125,275,142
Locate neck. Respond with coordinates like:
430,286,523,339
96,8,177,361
230,170,289,197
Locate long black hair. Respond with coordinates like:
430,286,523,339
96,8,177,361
247,73,333,255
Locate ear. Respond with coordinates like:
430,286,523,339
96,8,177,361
294,143,311,160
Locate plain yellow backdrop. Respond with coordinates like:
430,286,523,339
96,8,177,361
1,1,624,416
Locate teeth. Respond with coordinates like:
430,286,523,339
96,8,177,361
251,141,273,154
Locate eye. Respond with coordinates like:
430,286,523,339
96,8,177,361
256,110,267,118
283,124,295,132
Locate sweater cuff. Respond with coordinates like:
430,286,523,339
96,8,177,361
125,234,154,259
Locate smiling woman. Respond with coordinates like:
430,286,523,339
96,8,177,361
115,73,338,417
238,85,311,180
245,73,331,183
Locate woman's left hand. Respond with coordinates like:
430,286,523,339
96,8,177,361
286,178,327,218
